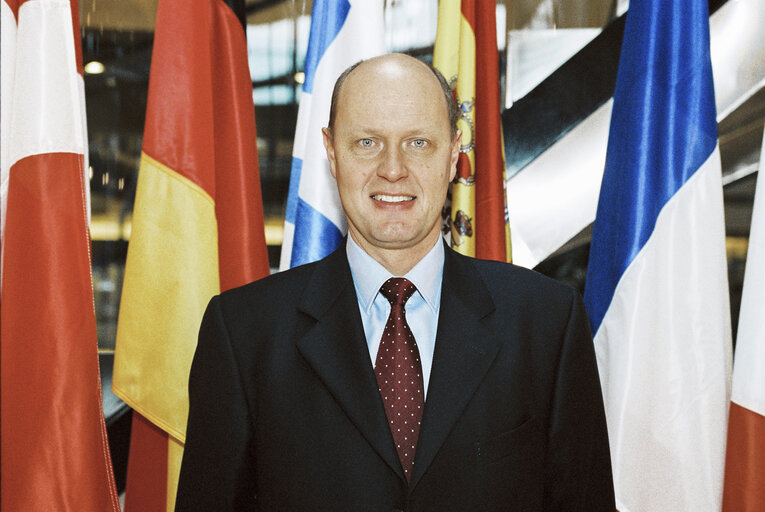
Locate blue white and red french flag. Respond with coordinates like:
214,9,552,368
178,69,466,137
583,0,732,510
280,0,384,270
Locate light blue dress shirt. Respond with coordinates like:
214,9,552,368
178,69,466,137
346,236,443,398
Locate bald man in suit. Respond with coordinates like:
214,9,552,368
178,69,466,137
176,53,614,511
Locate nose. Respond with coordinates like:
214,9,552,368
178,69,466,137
377,144,409,182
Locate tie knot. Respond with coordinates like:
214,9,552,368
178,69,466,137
380,277,417,307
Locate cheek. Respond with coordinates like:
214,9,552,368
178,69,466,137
427,169,452,196
335,171,370,204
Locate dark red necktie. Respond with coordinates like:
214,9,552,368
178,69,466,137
374,277,424,481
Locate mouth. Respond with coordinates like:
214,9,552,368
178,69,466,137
371,194,415,203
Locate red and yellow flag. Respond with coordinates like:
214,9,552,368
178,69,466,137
112,0,270,509
433,0,511,262
1,0,120,510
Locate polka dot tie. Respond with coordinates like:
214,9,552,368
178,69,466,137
374,277,424,482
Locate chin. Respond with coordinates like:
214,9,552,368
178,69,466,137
376,232,432,250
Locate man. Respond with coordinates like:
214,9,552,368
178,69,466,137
176,53,614,511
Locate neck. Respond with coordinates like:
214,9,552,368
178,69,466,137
349,232,440,276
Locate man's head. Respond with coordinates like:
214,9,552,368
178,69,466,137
327,59,460,139
322,53,461,275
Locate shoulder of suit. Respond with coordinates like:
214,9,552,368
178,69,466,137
216,258,322,305
452,251,578,302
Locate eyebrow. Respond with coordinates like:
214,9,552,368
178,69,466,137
341,125,443,138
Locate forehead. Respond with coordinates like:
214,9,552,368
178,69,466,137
334,60,449,132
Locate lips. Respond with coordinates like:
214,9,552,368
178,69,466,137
371,194,415,203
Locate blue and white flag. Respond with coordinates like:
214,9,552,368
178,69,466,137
280,0,385,270
583,1,732,510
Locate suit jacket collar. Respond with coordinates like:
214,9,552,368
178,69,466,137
296,245,405,479
408,246,501,489
295,243,503,489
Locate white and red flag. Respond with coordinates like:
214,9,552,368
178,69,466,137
1,0,120,510
722,128,765,511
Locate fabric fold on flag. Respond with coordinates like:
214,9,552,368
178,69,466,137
433,0,511,262
112,0,269,509
722,127,765,511
1,0,120,510
583,1,732,510
280,0,384,270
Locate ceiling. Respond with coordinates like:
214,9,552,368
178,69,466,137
78,0,624,32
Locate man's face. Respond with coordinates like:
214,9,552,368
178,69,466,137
323,56,459,262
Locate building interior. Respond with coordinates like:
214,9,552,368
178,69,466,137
73,0,763,493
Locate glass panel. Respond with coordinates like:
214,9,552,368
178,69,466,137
503,0,623,107
81,0,153,351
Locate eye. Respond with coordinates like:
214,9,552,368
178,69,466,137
411,139,428,148
358,138,375,147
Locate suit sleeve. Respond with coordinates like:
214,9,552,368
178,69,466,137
544,288,615,511
175,296,257,511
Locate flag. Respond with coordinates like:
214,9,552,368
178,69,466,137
0,0,120,509
583,1,732,510
433,0,511,262
722,128,765,510
280,0,384,270
111,0,270,509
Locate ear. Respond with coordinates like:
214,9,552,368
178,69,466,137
449,129,461,182
322,127,338,179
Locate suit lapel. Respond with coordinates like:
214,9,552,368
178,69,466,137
409,248,502,489
295,246,404,480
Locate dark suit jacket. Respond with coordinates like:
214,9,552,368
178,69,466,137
176,244,614,511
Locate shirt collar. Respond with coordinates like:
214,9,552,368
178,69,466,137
346,236,444,313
